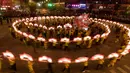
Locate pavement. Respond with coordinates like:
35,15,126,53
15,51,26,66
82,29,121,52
0,19,129,73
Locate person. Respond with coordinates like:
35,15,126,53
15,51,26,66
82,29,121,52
9,58,17,71
76,41,81,49
52,42,57,49
62,63,70,73
64,42,69,51
108,58,117,67
87,39,93,48
96,59,104,70
82,61,89,72
46,63,53,73
28,61,35,73
44,41,48,50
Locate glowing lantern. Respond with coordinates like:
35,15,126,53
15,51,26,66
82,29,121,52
73,37,82,42
38,56,52,63
29,23,33,26
60,38,70,42
91,54,104,60
108,53,119,58
37,37,46,41
42,16,45,19
34,24,38,27
38,17,41,20
39,24,43,28
43,26,47,29
23,32,28,37
17,30,22,34
101,33,108,38
93,34,100,39
30,17,33,21
64,23,72,29
46,16,50,19
3,51,15,59
121,50,129,55
28,34,35,39
20,53,33,61
125,45,130,50
50,16,54,19
58,58,71,63
83,36,91,41
49,38,57,43
24,22,28,25
49,27,55,30
22,18,25,21
75,57,89,63
57,25,62,29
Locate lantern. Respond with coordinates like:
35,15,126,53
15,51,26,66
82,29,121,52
23,32,28,37
73,37,82,42
43,26,47,29
17,30,22,34
37,37,46,42
93,34,100,39
75,57,89,63
28,34,35,39
3,51,15,59
83,36,91,41
20,53,33,61
121,50,129,56
49,27,55,30
58,58,71,63
57,25,62,29
38,56,52,63
39,24,43,28
108,53,119,59
60,38,70,42
29,23,33,26
64,23,72,29
34,24,38,27
49,38,57,43
91,54,104,60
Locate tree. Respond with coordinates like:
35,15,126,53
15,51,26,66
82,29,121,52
28,1,36,16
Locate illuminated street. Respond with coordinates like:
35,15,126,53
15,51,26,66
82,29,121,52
0,0,130,73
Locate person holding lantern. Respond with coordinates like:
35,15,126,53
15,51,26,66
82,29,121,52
87,39,93,48
52,41,57,49
96,59,104,70
76,41,81,49
81,61,89,72
64,42,69,51
108,57,117,67
62,63,70,73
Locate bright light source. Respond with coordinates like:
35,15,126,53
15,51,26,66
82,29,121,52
37,3,41,7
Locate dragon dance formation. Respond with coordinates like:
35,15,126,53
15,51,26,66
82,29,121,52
1,14,130,73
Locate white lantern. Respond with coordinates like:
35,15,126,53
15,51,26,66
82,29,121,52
38,56,52,63
91,54,104,60
75,57,89,63
108,53,119,58
49,38,57,43
83,36,91,41
3,51,15,59
73,37,82,42
37,37,46,41
60,38,70,42
20,53,33,61
58,57,71,63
